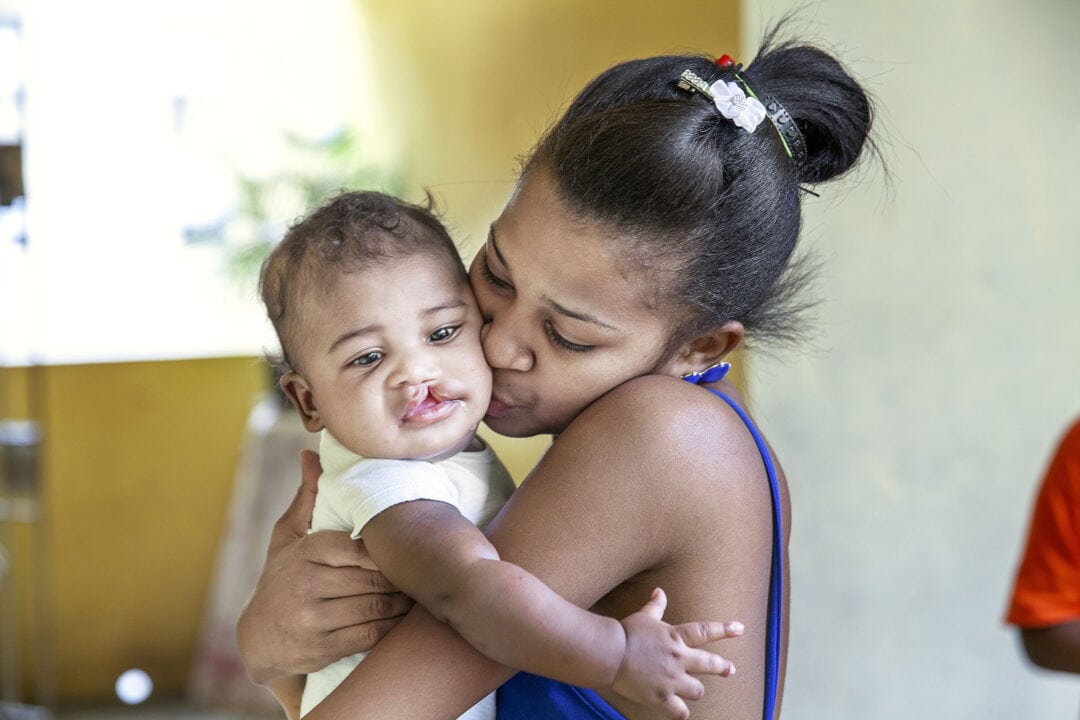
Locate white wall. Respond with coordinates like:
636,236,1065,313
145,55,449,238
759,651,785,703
743,1,1080,717
4,0,377,366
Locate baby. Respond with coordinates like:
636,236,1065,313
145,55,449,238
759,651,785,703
259,190,738,719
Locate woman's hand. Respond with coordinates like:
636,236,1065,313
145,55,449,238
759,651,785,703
612,588,742,720
236,450,414,684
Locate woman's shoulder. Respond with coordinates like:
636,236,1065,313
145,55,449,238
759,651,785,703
575,375,754,445
555,374,767,493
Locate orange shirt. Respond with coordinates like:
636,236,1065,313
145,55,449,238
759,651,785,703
1006,418,1080,628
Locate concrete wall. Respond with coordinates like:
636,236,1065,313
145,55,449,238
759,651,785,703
742,2,1080,717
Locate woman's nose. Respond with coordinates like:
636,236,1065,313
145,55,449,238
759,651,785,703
481,316,533,372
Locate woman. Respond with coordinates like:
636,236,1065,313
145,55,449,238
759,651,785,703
238,30,874,720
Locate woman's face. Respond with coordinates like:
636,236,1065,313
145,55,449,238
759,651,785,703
469,169,682,437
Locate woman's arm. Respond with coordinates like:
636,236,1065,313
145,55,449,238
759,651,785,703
1020,621,1080,674
305,376,756,719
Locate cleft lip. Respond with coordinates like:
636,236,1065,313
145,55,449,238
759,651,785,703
402,385,431,419
402,384,461,421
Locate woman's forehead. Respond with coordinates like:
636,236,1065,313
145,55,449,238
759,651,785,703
493,174,663,327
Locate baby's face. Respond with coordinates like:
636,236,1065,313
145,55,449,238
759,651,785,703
287,253,491,460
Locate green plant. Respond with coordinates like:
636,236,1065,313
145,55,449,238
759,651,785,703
220,129,402,286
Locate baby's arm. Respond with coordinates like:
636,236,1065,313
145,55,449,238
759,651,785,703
359,499,739,716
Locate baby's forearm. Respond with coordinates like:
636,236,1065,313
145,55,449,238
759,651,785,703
363,501,627,690
433,557,626,689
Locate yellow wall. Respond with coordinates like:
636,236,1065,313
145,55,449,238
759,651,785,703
361,0,743,255
0,359,267,702
359,0,744,470
0,0,740,706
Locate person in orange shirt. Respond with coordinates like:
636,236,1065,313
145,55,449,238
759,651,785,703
1006,417,1080,674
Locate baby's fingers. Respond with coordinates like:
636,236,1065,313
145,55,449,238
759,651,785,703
675,620,744,648
661,693,692,720
682,647,737,677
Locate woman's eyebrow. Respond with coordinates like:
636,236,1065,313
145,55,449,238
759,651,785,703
492,224,616,330
545,299,617,330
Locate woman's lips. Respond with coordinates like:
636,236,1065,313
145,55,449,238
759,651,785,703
485,393,517,418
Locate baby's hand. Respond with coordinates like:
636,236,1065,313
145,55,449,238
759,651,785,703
612,588,742,720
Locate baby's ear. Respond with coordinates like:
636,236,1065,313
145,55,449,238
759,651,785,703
280,372,324,432
667,320,744,378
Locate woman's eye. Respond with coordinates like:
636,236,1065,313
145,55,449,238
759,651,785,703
545,322,593,353
480,250,513,291
350,351,383,367
429,325,460,343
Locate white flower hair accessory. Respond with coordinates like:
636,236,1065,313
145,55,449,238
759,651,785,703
677,69,766,134
677,59,810,171
706,79,766,133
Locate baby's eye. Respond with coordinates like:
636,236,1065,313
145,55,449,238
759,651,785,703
429,325,460,343
350,351,383,367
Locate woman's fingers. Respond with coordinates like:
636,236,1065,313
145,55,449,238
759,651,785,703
298,449,323,492
307,561,399,598
321,613,413,658
268,450,322,554
315,589,413,629
300,530,375,569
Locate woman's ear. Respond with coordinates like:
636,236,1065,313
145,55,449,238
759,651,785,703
668,320,744,378
279,372,325,432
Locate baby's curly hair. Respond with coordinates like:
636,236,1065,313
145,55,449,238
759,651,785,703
259,190,466,374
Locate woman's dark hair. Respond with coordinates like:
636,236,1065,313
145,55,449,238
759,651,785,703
260,190,464,372
522,25,875,353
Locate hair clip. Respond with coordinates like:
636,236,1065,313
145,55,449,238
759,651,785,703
762,97,807,163
677,70,766,133
681,362,731,385
677,70,714,99
690,54,810,166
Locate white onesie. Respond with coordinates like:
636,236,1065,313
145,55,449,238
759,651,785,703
300,430,516,719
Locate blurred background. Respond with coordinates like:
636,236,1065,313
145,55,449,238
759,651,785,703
0,0,1077,718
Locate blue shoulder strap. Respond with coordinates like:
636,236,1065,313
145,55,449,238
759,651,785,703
703,388,783,720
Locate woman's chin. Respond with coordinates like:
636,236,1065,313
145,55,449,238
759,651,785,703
483,412,561,439
482,413,530,438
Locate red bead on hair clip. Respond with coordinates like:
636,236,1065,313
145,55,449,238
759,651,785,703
715,54,735,69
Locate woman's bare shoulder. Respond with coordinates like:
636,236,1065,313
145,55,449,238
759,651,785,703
540,375,768,505
567,375,757,459
487,373,779,609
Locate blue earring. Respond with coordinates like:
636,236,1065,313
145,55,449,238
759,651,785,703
681,361,731,385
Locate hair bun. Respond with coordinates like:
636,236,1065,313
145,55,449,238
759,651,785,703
745,29,875,185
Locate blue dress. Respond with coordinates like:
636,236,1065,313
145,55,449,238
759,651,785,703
496,388,784,720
